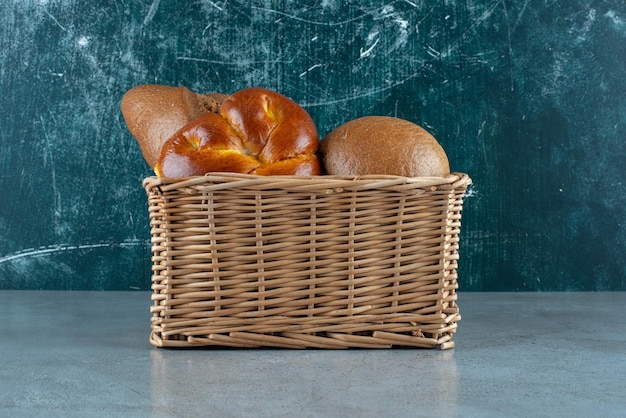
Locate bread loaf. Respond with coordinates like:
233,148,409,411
120,84,227,168
320,116,450,177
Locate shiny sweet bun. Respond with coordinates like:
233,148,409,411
121,84,227,168
155,87,321,177
320,116,450,177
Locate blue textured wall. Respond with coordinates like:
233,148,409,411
1,1,624,290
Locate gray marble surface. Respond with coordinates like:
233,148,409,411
1,291,624,417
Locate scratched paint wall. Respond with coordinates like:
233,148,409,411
0,1,624,290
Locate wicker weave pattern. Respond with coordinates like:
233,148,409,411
144,172,471,349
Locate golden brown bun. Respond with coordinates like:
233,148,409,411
155,87,321,177
320,116,450,177
120,84,227,168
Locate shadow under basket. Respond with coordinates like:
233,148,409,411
144,172,471,349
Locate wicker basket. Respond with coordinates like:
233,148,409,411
144,172,471,349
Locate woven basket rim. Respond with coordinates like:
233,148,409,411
143,172,471,192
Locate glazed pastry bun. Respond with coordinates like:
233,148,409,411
155,87,321,177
